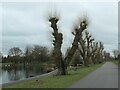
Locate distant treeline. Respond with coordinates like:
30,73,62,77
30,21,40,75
1,45,50,64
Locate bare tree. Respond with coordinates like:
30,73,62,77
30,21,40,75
95,42,104,63
24,45,49,63
32,45,49,62
48,14,87,75
78,31,98,66
113,50,119,59
104,51,111,61
8,47,23,63
90,42,99,64
9,47,23,57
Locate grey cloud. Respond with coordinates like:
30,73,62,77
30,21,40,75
2,2,118,55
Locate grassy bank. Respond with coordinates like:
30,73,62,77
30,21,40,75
112,60,119,67
3,63,103,88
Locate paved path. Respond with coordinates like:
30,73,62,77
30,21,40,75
69,62,118,88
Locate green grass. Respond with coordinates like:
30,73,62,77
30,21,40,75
112,60,119,67
3,64,103,88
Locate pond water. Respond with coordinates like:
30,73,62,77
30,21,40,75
0,64,46,84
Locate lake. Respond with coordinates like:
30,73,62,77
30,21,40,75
1,64,47,84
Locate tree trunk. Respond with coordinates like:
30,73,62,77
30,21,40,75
58,61,67,75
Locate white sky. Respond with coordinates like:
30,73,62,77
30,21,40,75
0,0,118,56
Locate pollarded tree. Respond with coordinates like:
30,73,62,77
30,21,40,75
113,50,119,60
91,42,104,63
103,51,111,61
78,31,97,66
48,14,88,75
90,42,99,64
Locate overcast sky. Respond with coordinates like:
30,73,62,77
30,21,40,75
0,1,118,56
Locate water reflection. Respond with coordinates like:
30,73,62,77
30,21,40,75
1,64,46,84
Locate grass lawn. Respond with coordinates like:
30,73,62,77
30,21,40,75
3,63,103,88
